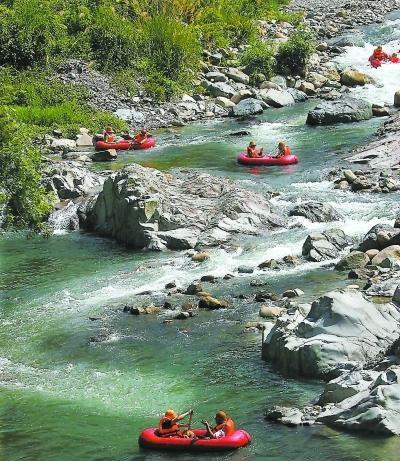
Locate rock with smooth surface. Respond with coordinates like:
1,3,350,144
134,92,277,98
224,67,250,84
290,201,342,223
340,69,367,87
262,289,400,379
371,245,400,266
230,98,263,117
335,251,370,271
208,82,235,98
259,89,295,108
307,98,373,125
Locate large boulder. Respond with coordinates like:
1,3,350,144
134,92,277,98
259,89,295,108
289,201,341,223
224,67,250,84
330,35,365,48
208,82,235,98
230,89,253,104
262,289,400,379
357,224,400,252
335,251,370,271
302,229,349,262
205,71,227,82
340,69,367,87
317,366,400,435
306,98,373,125
41,161,105,200
84,164,276,250
371,245,400,267
49,138,77,153
230,98,263,117
90,149,117,162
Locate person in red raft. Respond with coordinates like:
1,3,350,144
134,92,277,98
246,140,263,158
390,52,400,63
369,45,389,68
134,128,150,146
201,411,235,439
276,141,291,158
103,126,116,143
158,409,195,439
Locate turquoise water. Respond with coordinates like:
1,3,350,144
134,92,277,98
2,20,400,460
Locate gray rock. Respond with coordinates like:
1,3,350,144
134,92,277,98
76,132,93,147
231,89,253,104
371,245,400,267
266,406,304,427
330,35,365,48
237,265,254,274
335,251,370,271
215,96,236,109
42,161,105,200
271,75,287,89
259,89,295,108
224,68,250,84
395,90,400,108
317,366,400,435
84,164,274,250
307,98,373,125
289,201,342,223
287,88,308,102
358,224,400,252
262,289,400,379
210,53,223,65
205,71,227,82
90,150,117,162
230,98,263,117
208,82,235,98
303,234,339,262
49,138,77,154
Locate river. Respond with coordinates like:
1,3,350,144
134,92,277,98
1,14,400,461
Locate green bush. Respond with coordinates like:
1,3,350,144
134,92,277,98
0,0,67,68
139,15,201,85
240,40,276,80
89,5,138,69
0,108,55,231
276,29,315,76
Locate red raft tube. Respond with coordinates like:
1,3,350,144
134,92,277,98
237,152,298,166
95,137,156,151
138,428,251,452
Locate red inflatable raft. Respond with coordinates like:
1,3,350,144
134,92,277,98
138,428,251,452
95,137,156,151
237,152,298,166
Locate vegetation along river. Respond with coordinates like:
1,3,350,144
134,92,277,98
2,12,400,461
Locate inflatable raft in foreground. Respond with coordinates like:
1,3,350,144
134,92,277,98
138,428,251,452
237,152,298,166
95,137,156,151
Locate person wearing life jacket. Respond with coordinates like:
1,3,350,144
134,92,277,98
372,45,388,62
276,141,291,158
103,126,116,143
201,411,235,439
134,128,150,146
158,409,195,438
390,53,400,63
246,141,264,158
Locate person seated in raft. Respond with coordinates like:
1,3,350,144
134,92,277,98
201,411,235,439
372,45,389,62
103,126,116,143
390,53,400,63
134,128,150,146
120,130,134,140
158,409,195,438
275,141,291,158
246,141,264,158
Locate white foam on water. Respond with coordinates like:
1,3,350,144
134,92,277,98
334,34,400,105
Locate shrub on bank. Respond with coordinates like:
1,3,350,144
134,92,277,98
240,40,276,80
276,29,315,76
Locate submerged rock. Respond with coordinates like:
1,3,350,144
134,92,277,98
262,289,400,379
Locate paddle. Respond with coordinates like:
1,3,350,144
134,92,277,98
188,409,193,431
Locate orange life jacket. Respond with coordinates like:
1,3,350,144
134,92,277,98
247,146,261,158
390,56,400,63
283,145,291,156
134,133,147,143
157,417,181,437
103,132,116,143
214,418,235,437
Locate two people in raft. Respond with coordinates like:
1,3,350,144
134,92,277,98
369,45,400,68
102,126,151,145
158,409,235,439
246,140,291,159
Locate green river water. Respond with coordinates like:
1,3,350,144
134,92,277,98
2,19,400,461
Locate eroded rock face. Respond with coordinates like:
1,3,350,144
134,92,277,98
262,289,400,379
302,229,349,262
317,366,400,435
289,201,342,222
84,164,276,250
42,161,105,200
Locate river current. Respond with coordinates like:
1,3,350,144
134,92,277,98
1,13,400,461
